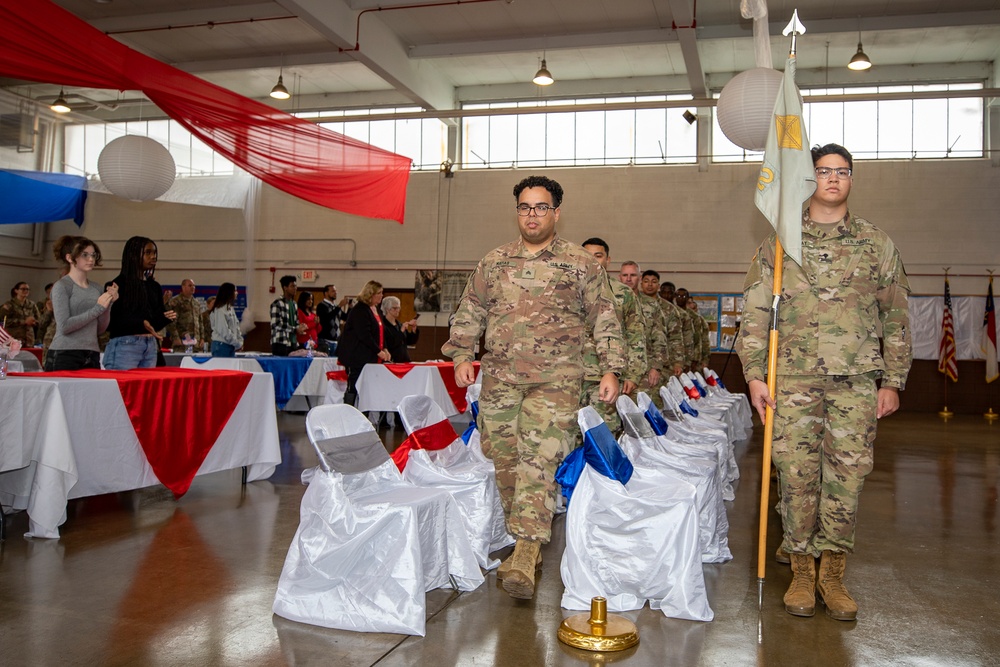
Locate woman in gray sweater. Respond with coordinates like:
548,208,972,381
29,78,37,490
44,236,119,371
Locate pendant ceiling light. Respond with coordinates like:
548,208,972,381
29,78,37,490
533,54,554,86
848,17,872,71
50,89,71,113
270,54,291,100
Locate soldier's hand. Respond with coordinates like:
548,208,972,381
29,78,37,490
876,387,900,419
164,310,178,321
454,361,476,388
598,373,620,404
748,379,775,422
647,368,661,386
672,363,684,376
622,379,636,396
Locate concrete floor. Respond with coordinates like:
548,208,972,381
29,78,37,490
1,411,998,666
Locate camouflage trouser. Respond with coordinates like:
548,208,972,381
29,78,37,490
479,373,581,543
773,373,877,556
637,373,666,409
581,379,622,435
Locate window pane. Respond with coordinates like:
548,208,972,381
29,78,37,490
665,109,697,163
516,113,546,168
605,109,633,165
575,110,605,164
843,101,878,160
368,119,396,153
947,97,982,158
634,108,665,164
394,118,422,166
545,112,575,166
463,116,489,168
489,114,517,166
877,99,913,159
64,125,86,175
804,101,844,147
421,119,447,170
912,98,948,158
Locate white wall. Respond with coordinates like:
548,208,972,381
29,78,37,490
3,159,997,322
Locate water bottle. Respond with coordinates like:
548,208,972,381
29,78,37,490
306,340,314,358
0,347,8,380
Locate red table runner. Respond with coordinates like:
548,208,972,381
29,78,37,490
18,368,251,497
326,361,480,413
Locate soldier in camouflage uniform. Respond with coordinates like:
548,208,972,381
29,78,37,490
167,279,206,351
619,262,670,406
660,281,695,371
1,282,40,346
675,288,703,370
444,176,624,600
581,238,647,434
686,298,712,369
736,144,911,622
642,270,685,377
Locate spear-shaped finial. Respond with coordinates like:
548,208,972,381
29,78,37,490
782,9,807,55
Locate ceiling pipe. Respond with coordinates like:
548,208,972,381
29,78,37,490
342,0,507,52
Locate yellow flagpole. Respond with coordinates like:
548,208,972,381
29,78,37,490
757,237,784,585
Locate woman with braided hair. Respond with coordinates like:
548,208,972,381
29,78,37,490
103,236,176,370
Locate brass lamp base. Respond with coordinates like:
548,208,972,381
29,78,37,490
938,406,954,420
558,597,639,653
985,408,999,422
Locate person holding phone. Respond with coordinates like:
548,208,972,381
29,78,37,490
380,296,419,363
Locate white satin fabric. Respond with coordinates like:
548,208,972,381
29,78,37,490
617,396,732,564
656,388,739,502
274,405,484,636
398,395,514,570
560,407,714,622
701,369,754,438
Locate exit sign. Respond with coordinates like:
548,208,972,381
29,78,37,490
300,270,317,283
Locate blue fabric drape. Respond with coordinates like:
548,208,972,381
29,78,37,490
644,402,670,436
460,400,479,444
256,357,312,409
555,422,633,503
680,400,699,417
0,169,87,226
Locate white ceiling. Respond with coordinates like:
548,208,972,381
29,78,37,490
5,0,1000,119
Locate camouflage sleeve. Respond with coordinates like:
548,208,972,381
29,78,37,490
876,241,912,389
622,290,647,384
663,306,684,369
584,266,625,375
648,305,668,373
699,317,712,367
681,312,696,365
441,264,488,365
166,295,181,341
735,240,774,383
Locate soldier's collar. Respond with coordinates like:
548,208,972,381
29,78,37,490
803,209,853,238
514,233,560,258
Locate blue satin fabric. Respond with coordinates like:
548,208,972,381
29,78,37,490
555,423,634,503
643,403,670,436
680,400,699,417
256,357,313,409
460,400,479,444
693,380,707,397
716,377,727,390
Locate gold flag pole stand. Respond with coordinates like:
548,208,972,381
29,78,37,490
939,268,955,420
558,597,639,653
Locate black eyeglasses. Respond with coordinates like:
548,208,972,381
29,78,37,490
516,203,555,216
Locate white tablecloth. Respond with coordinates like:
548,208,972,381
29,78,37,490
355,364,469,418
180,356,341,411
0,372,281,538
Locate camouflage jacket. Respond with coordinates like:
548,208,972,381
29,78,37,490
675,305,697,368
0,298,40,346
167,294,206,348
659,299,687,370
443,234,625,383
584,277,647,383
736,212,912,388
695,312,711,368
636,293,668,374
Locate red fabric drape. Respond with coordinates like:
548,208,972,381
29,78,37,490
29,368,251,497
0,0,411,223
391,419,460,471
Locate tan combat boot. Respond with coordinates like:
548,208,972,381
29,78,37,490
817,551,858,621
496,548,542,580
783,553,816,617
502,539,541,599
775,546,790,564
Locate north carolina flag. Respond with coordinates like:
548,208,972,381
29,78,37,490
754,54,817,266
938,278,958,382
983,277,998,383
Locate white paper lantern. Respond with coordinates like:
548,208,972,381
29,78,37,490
716,68,784,151
98,135,176,202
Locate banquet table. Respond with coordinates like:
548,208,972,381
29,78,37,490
180,355,341,411
343,362,480,417
0,368,281,539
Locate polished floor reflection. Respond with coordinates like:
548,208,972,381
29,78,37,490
1,412,998,666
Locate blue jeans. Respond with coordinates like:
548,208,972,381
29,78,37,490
211,341,236,357
104,335,158,370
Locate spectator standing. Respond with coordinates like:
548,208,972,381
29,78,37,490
269,275,304,356
1,282,39,346
337,280,391,405
209,283,243,357
167,279,206,351
296,291,319,349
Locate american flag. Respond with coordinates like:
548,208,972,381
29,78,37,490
984,276,998,384
938,278,958,382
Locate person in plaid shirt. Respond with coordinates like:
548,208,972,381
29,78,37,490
269,275,305,356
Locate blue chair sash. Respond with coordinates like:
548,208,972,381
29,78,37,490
643,402,669,436
460,400,479,444
680,400,699,417
555,422,633,503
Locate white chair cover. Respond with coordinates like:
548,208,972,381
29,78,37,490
273,404,484,636
679,373,741,443
702,368,754,438
617,395,732,563
397,395,514,569
560,407,714,622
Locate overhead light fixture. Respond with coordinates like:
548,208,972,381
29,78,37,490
682,110,697,125
848,17,872,71
50,89,71,113
533,55,554,86
270,73,290,100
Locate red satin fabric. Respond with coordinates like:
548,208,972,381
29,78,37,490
328,361,480,412
29,368,251,497
391,420,460,471
326,370,348,382
0,0,411,223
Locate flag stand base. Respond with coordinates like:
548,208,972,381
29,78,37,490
985,408,999,422
938,406,954,420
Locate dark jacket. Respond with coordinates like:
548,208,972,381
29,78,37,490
383,316,419,363
336,303,384,369
106,273,171,339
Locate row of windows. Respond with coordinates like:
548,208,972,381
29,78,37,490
62,83,984,178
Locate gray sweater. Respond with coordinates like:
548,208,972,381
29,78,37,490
49,275,110,352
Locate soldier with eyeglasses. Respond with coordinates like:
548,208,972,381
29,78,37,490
444,175,624,600
736,143,911,622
